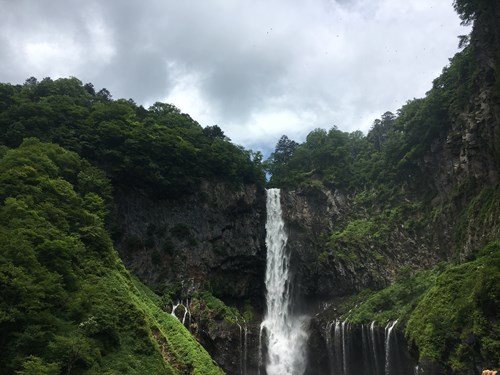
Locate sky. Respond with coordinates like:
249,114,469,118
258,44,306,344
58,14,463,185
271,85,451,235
0,0,469,155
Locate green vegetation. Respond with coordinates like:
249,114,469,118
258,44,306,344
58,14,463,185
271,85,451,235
343,241,499,373
456,186,500,256
406,241,499,372
265,12,488,201
189,291,247,330
265,90,468,275
0,77,265,198
344,267,441,325
266,50,473,196
0,140,223,374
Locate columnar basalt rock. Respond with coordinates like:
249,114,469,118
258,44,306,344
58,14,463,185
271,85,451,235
113,181,267,305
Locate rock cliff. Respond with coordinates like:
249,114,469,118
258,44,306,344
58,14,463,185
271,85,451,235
281,185,442,303
111,181,267,374
112,181,267,306
280,0,500,307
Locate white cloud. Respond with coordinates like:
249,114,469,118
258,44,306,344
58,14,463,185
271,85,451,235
0,0,469,152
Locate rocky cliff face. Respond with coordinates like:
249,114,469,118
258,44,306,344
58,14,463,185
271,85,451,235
112,181,267,306
281,185,442,304
111,181,267,374
280,92,499,312
280,10,500,305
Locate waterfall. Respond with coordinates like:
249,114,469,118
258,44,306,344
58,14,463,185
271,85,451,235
324,319,415,375
181,299,191,327
361,324,371,372
170,300,191,331
236,322,248,375
258,325,264,374
260,188,309,375
325,321,336,373
370,321,382,375
385,320,398,375
238,323,244,375
333,320,343,375
171,301,180,318
243,324,248,375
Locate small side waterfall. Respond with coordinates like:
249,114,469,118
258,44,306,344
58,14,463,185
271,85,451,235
325,321,336,373
170,300,191,331
171,301,180,318
243,324,248,375
384,320,398,375
324,320,415,375
181,299,191,326
237,322,248,375
370,321,382,374
260,188,309,375
333,321,343,375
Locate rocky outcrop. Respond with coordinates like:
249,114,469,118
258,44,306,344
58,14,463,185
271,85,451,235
112,180,267,305
280,185,441,304
194,321,261,375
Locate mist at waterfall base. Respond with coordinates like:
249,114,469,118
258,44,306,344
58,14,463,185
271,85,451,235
260,189,309,375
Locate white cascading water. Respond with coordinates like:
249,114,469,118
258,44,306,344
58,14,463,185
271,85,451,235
171,300,191,330
370,321,381,374
171,302,180,318
260,188,309,375
341,321,349,375
325,321,335,373
385,320,398,375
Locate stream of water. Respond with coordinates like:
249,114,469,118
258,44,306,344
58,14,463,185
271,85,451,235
260,188,309,375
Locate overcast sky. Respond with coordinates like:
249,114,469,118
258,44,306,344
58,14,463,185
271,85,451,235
0,0,468,154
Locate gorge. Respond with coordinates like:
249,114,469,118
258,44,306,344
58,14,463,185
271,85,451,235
0,0,499,374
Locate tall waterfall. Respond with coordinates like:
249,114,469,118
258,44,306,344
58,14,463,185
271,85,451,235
260,189,308,375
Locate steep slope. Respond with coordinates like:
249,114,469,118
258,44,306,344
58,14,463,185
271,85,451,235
0,139,223,374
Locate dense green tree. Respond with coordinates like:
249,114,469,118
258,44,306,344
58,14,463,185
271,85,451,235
0,77,265,198
453,0,490,24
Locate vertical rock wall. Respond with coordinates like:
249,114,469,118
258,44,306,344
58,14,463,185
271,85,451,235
112,181,267,305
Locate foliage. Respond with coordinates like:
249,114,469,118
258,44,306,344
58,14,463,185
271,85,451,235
406,241,500,372
455,186,500,256
344,268,440,325
205,291,244,322
267,127,363,190
265,35,480,199
0,77,265,199
453,0,495,25
0,140,223,374
346,240,500,372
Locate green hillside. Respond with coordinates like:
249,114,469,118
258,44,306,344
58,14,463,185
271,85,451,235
0,139,223,374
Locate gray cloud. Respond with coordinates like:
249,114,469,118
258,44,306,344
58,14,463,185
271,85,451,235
0,0,468,153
